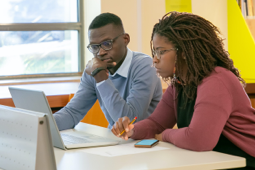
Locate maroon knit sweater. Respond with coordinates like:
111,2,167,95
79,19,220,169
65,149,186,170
131,67,255,157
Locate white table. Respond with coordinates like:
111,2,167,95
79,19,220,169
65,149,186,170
54,123,246,170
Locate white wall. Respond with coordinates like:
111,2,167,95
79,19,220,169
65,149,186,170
83,0,101,65
140,0,166,56
101,0,139,52
192,0,228,50
84,0,228,65
101,0,165,56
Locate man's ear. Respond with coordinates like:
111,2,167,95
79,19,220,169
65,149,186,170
123,33,130,46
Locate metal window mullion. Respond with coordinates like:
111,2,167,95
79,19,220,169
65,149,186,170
78,0,85,71
0,23,82,31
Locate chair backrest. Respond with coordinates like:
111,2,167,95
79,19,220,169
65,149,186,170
68,94,108,128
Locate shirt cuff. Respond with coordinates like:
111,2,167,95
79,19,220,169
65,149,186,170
96,80,105,87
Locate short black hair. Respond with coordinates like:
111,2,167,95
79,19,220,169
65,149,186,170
89,13,124,30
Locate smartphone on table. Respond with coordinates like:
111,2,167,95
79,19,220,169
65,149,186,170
134,139,159,148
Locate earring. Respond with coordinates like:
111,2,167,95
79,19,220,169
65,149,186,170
173,65,177,80
171,61,181,85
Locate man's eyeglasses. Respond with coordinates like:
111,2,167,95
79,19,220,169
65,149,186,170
87,33,124,54
152,48,178,60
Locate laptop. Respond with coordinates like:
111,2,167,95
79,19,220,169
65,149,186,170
9,87,120,150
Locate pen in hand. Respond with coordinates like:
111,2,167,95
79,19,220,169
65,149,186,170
119,117,137,136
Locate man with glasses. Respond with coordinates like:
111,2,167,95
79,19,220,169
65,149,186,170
53,13,162,130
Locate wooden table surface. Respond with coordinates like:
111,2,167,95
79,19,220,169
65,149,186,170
0,82,80,108
245,83,255,98
1,82,255,108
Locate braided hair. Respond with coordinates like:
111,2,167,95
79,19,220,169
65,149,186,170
151,11,245,104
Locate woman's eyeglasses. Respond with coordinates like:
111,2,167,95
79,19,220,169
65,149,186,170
152,48,178,60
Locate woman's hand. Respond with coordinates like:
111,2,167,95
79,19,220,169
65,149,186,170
155,133,163,141
111,116,134,140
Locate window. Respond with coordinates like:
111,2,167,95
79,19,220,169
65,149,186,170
0,0,84,78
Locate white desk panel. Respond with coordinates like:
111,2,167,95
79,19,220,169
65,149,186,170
0,105,56,170
54,123,245,170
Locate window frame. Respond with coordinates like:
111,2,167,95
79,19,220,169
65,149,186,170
0,0,84,80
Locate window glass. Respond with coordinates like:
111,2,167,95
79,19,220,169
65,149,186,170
0,31,79,76
0,0,78,23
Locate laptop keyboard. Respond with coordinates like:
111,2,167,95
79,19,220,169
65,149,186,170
61,133,91,145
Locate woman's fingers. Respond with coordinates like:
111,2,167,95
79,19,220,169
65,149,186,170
111,116,131,139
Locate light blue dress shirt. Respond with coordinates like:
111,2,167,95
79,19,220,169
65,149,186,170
53,48,162,130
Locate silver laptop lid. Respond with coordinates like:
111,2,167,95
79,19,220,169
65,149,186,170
9,87,65,150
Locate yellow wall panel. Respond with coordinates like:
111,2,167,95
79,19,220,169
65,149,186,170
165,0,192,13
228,0,255,82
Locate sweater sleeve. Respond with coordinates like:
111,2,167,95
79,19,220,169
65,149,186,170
131,85,177,139
162,77,233,151
53,72,97,131
96,57,162,123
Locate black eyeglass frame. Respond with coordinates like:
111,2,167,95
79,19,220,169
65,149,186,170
152,48,178,60
87,33,125,54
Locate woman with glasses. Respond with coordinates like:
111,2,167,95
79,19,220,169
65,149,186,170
111,11,255,169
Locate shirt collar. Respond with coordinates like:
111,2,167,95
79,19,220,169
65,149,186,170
110,48,132,78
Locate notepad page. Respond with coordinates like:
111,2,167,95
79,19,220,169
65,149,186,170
81,141,169,157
